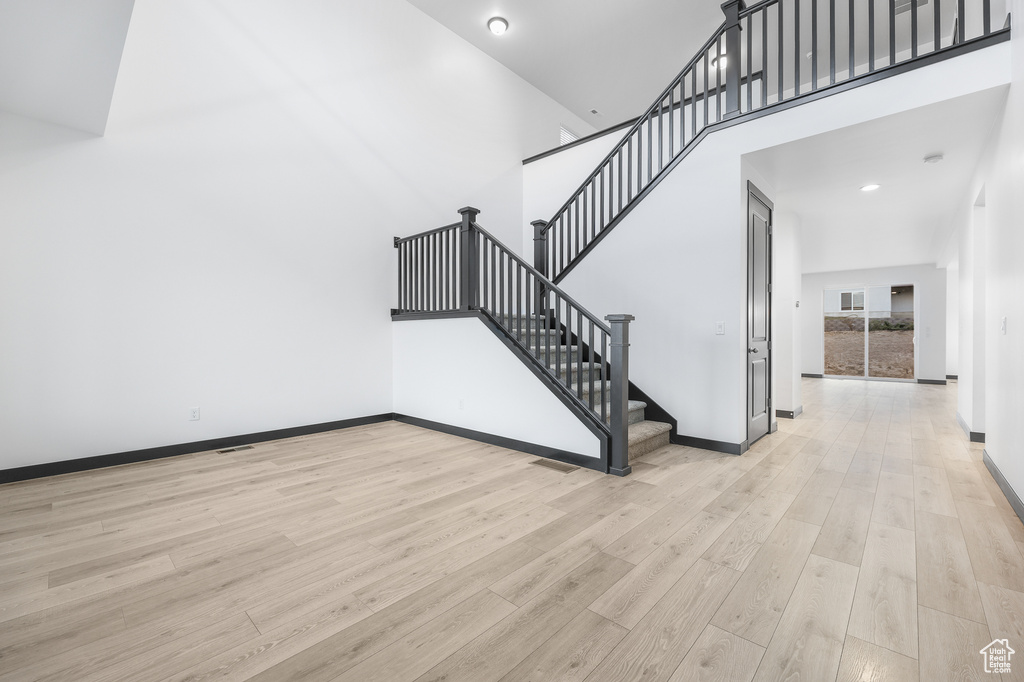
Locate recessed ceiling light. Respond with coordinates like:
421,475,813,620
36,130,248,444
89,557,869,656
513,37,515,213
860,184,881,192
590,108,601,116
487,17,508,35
923,153,944,164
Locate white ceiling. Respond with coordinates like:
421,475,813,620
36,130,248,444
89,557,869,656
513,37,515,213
0,0,135,135
746,86,1008,274
404,0,725,128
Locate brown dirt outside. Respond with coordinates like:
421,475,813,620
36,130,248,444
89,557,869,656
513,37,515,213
825,330,914,379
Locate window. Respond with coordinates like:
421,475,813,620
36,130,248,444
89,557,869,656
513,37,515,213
559,126,579,146
841,291,864,311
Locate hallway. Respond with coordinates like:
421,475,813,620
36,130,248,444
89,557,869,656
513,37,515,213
1,379,1022,681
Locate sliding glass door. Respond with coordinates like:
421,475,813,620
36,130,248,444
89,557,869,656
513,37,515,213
824,288,866,377
823,285,915,380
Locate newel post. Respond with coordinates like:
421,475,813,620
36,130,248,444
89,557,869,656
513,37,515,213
721,0,745,118
531,220,549,321
606,314,634,476
458,206,480,310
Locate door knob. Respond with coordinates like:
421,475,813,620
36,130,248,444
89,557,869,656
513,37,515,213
748,348,759,354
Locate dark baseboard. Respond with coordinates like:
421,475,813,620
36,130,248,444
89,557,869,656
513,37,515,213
801,373,824,379
946,374,958,380
0,414,395,485
956,411,986,443
984,450,1024,527
671,433,747,456
917,378,947,385
776,406,803,419
393,414,603,473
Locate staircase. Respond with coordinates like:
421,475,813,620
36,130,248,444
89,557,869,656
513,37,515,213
499,313,671,463
391,1,1008,475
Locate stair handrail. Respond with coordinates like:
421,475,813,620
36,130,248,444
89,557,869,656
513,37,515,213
394,208,634,475
534,0,1010,283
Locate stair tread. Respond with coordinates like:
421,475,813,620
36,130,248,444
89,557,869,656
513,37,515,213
627,420,672,445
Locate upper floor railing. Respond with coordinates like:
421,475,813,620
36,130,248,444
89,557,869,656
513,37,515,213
394,208,634,475
534,0,1010,282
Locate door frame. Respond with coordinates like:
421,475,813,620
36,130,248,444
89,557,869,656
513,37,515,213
747,182,774,446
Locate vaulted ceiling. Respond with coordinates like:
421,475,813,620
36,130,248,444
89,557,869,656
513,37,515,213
0,0,135,135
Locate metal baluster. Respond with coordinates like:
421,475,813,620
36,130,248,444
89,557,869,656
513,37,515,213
565,304,572,390
869,0,876,70
983,0,991,34
599,167,606,232
590,178,596,242
830,0,837,82
432,232,439,311
762,8,769,106
957,0,965,44
778,0,785,102
499,247,505,321
934,0,942,50
812,0,819,88
746,13,753,110
890,0,897,65
716,39,723,121
911,0,918,58
667,87,674,158
573,196,580,260
588,321,595,410
648,110,654,181
850,0,856,75
627,137,633,201
795,0,801,95
692,65,699,136
600,331,608,425
703,52,709,125
576,310,584,398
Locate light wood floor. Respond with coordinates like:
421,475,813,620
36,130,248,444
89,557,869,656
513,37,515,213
2,379,1023,681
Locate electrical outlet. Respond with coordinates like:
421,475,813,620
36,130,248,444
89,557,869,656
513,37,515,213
715,321,725,335
189,407,201,421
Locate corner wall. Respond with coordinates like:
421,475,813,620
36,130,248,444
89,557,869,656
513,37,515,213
0,0,593,470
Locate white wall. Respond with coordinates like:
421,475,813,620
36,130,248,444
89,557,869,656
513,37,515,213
0,0,593,470
773,211,802,415
526,45,1008,447
393,318,601,459
801,264,947,381
946,265,959,376
958,200,988,432
953,0,1024,505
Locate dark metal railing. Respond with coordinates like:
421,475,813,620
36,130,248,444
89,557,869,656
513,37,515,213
395,208,634,475
535,0,1008,282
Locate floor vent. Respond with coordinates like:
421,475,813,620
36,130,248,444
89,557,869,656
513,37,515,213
217,445,255,454
530,458,579,473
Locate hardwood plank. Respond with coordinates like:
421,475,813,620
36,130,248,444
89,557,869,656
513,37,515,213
710,518,821,646
332,589,516,682
956,497,1024,592
751,554,860,682
977,582,1024,653
702,465,782,518
412,552,633,682
918,605,993,682
589,512,734,629
915,509,987,623
584,560,741,682
847,522,918,657
604,486,723,564
490,503,653,606
701,490,795,571
240,540,542,681
784,469,844,526
497,608,627,682
944,460,996,507
871,471,915,530
915,464,959,517
836,635,918,682
811,487,875,567
667,624,764,682
0,607,125,679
